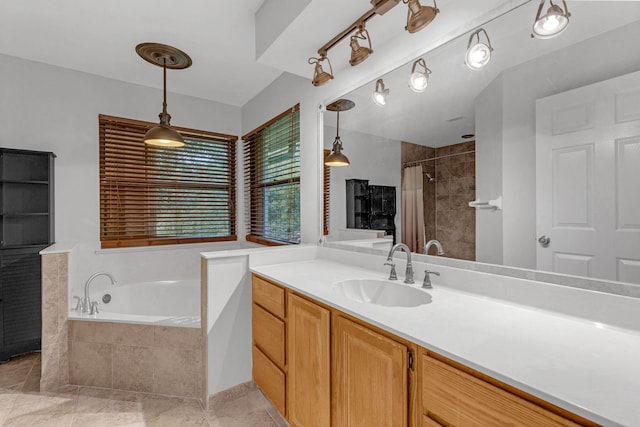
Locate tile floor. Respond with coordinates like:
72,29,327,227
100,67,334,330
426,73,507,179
0,352,288,427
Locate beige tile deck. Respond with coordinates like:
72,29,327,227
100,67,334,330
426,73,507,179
0,352,288,427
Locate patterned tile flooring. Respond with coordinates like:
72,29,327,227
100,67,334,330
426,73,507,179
0,352,288,427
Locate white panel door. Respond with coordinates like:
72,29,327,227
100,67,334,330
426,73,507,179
536,71,640,284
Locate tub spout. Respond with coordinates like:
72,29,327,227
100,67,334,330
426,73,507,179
84,272,116,314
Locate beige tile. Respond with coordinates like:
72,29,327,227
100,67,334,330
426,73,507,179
0,361,32,389
153,348,202,398
111,323,155,347
154,326,202,350
0,387,18,424
40,344,61,391
4,386,78,427
137,393,208,427
73,387,143,426
208,408,277,427
69,321,113,343
69,341,112,388
112,345,154,392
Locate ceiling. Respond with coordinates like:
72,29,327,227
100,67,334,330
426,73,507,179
0,0,547,108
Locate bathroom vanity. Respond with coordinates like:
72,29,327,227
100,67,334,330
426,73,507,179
246,246,640,427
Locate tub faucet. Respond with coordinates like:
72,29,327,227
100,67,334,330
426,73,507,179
386,243,414,284
424,239,445,256
84,272,116,313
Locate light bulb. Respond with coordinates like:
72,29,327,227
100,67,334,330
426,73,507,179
409,72,428,92
532,2,570,39
542,15,560,31
465,42,492,70
372,91,387,106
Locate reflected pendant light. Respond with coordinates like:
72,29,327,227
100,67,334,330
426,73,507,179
136,43,192,147
404,0,439,34
325,99,355,167
531,0,571,39
309,55,334,87
372,79,389,106
408,58,432,92
349,25,373,66
465,28,493,70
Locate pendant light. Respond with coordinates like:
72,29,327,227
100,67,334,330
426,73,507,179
136,43,192,147
404,0,439,34
408,58,431,92
325,99,355,167
372,79,389,106
309,55,334,87
465,28,493,70
531,0,571,39
349,25,373,66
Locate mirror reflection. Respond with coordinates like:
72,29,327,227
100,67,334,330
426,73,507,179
323,1,640,285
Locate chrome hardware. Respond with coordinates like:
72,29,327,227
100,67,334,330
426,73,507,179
384,262,397,281
386,243,414,284
422,270,440,289
72,296,85,312
538,235,551,248
89,301,100,315
424,239,445,255
83,272,117,314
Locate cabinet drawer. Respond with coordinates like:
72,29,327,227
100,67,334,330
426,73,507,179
252,274,285,318
253,345,285,416
253,303,285,368
422,354,581,427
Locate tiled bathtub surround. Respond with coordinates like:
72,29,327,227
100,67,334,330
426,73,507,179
41,252,70,391
68,321,204,399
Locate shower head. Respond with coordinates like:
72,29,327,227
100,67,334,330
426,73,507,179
425,173,434,182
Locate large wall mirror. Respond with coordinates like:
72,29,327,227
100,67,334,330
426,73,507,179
323,1,640,285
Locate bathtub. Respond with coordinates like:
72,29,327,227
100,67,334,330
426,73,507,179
68,279,200,328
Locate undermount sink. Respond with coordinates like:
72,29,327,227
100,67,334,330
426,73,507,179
333,279,432,308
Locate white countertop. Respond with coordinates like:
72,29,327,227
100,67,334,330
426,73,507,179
251,258,640,427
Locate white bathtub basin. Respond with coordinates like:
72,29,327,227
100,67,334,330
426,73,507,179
334,279,432,307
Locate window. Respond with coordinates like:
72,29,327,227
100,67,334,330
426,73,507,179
99,114,237,248
323,149,330,236
242,105,300,245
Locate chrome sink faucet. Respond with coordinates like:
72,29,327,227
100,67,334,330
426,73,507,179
424,239,445,255
83,272,116,314
385,243,414,284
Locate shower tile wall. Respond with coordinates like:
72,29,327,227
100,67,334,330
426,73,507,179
402,141,476,261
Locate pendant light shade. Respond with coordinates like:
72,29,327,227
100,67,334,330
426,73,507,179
309,55,334,86
136,43,192,147
349,25,373,66
408,58,431,92
532,0,571,39
405,0,439,34
372,79,389,106
465,28,493,70
325,99,355,167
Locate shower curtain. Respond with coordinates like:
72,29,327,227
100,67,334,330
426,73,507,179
402,165,425,253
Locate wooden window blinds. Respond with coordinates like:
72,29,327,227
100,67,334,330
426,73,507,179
242,105,300,245
323,149,330,236
99,114,237,249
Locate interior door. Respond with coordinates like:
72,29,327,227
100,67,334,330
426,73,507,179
536,70,640,284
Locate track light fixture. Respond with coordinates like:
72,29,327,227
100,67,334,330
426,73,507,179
349,25,373,66
404,0,439,34
531,0,571,39
325,99,355,167
136,43,192,147
465,28,493,70
308,55,334,87
372,79,389,106
408,58,431,92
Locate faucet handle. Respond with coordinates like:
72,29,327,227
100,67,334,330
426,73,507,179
72,296,84,312
422,270,440,289
89,301,100,315
384,262,397,281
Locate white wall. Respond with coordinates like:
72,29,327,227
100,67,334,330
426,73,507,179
324,125,401,242
0,53,243,293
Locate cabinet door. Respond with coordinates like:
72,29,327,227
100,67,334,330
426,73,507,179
287,294,331,427
333,315,407,427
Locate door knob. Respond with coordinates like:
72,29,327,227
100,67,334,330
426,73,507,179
538,235,550,248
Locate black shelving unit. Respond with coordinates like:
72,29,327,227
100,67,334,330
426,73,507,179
0,148,55,362
346,179,396,244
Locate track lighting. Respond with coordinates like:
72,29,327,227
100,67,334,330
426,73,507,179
531,0,571,39
325,99,355,167
404,0,439,34
408,58,431,92
136,43,192,147
308,55,334,87
465,28,493,70
349,25,373,66
372,79,389,106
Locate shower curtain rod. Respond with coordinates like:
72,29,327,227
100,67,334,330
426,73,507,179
402,150,475,167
